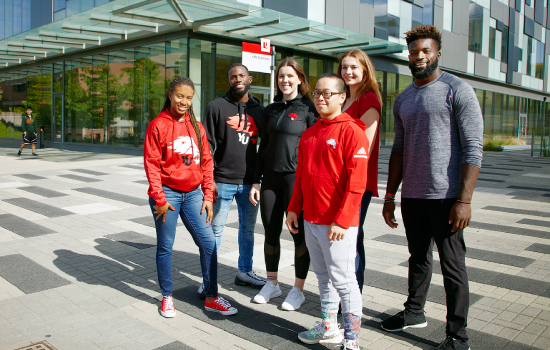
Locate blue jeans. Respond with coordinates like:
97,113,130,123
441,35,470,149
356,190,373,293
150,186,218,298
212,182,258,273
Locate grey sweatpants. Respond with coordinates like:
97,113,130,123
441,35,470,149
304,221,362,317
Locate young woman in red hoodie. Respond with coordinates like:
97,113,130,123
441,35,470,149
144,76,237,318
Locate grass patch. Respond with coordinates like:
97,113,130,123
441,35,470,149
483,136,526,152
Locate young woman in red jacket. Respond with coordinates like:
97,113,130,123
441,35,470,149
144,76,237,318
338,49,383,293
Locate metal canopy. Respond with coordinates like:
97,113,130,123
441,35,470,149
0,0,405,69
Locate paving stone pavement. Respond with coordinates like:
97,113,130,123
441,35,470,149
0,147,549,350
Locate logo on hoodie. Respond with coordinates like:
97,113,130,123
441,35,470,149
226,114,258,144
326,138,337,149
289,113,297,121
168,136,200,165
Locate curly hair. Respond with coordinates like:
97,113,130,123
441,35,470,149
404,25,442,51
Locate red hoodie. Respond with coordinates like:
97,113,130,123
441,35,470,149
144,109,214,206
287,113,369,229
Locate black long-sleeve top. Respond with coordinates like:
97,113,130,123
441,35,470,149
252,94,318,183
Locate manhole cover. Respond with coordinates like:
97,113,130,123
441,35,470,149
14,341,56,350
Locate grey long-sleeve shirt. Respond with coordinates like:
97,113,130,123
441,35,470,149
392,71,483,199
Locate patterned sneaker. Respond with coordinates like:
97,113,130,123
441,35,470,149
204,296,238,315
253,281,282,304
339,339,360,350
160,296,175,318
281,286,305,311
235,271,267,288
298,321,343,344
434,336,470,350
381,309,427,332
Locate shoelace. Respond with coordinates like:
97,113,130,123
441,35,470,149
215,296,232,309
163,297,174,309
287,288,302,300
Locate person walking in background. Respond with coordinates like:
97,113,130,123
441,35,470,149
144,76,238,318
249,58,317,311
286,73,369,350
18,106,38,156
203,63,267,291
380,26,483,350
338,49,383,293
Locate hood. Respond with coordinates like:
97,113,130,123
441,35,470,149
157,108,189,121
273,93,305,104
317,112,367,130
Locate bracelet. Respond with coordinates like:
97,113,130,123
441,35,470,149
456,199,471,204
384,194,395,202
385,193,395,197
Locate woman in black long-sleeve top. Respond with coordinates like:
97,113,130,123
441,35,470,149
249,57,318,311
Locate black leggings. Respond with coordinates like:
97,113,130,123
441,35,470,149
260,170,310,279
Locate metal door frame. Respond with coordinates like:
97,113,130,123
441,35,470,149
52,92,64,143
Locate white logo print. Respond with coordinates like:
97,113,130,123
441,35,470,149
168,136,200,165
238,133,249,144
354,147,368,159
326,138,337,149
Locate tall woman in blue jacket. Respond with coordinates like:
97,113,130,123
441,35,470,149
249,58,317,311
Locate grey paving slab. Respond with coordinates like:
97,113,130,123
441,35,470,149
374,234,534,268
469,221,550,239
72,187,148,206
517,218,550,228
365,269,483,306
479,171,509,176
502,163,542,168
70,168,108,176
477,178,505,183
0,254,70,294
508,185,550,192
0,213,55,237
226,221,294,242
526,243,550,254
512,194,550,203
16,185,68,198
13,173,48,180
120,164,144,170
58,174,102,183
399,260,550,295
482,205,550,218
154,341,195,350
105,231,156,250
134,180,149,185
482,166,523,171
3,197,73,217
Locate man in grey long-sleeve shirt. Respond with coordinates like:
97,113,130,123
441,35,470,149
381,26,483,350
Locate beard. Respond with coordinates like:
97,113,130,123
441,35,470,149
409,57,439,80
229,81,251,97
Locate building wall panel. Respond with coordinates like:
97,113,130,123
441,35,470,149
325,0,344,28
343,0,361,32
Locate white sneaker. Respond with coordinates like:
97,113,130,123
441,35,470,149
281,286,305,311
253,281,282,303
298,321,343,344
235,271,267,288
198,283,204,294
339,339,360,349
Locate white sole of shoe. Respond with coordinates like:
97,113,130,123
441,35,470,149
298,332,343,344
253,290,282,304
205,306,238,315
281,298,305,311
160,310,175,318
382,321,428,332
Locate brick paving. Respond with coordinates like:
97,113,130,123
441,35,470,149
0,147,549,349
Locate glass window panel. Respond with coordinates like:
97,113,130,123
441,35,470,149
489,27,496,59
423,0,433,26
134,43,166,145
31,66,52,141
13,0,22,35
360,0,374,6
108,51,137,147
443,0,453,31
535,40,544,79
65,58,93,144
385,72,397,146
91,57,109,144
468,2,484,53
412,4,423,29
501,26,508,63
54,0,66,11
5,0,13,38
22,0,30,32
374,0,388,28
484,90,494,135
387,14,400,38
166,38,189,83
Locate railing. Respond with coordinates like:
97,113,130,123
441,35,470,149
531,127,550,157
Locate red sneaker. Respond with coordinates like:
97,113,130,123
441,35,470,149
160,296,175,318
204,296,238,315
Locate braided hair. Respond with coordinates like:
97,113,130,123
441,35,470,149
162,76,203,165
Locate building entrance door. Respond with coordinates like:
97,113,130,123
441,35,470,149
250,86,272,107
52,93,63,143
519,113,528,138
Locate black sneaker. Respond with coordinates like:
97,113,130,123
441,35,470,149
434,336,470,350
17,150,21,156
381,309,427,332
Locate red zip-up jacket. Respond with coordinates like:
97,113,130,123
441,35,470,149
144,109,214,206
287,113,369,229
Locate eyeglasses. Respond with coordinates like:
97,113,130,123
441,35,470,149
312,91,344,99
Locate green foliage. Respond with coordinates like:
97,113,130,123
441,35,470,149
483,135,526,152
483,140,503,152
